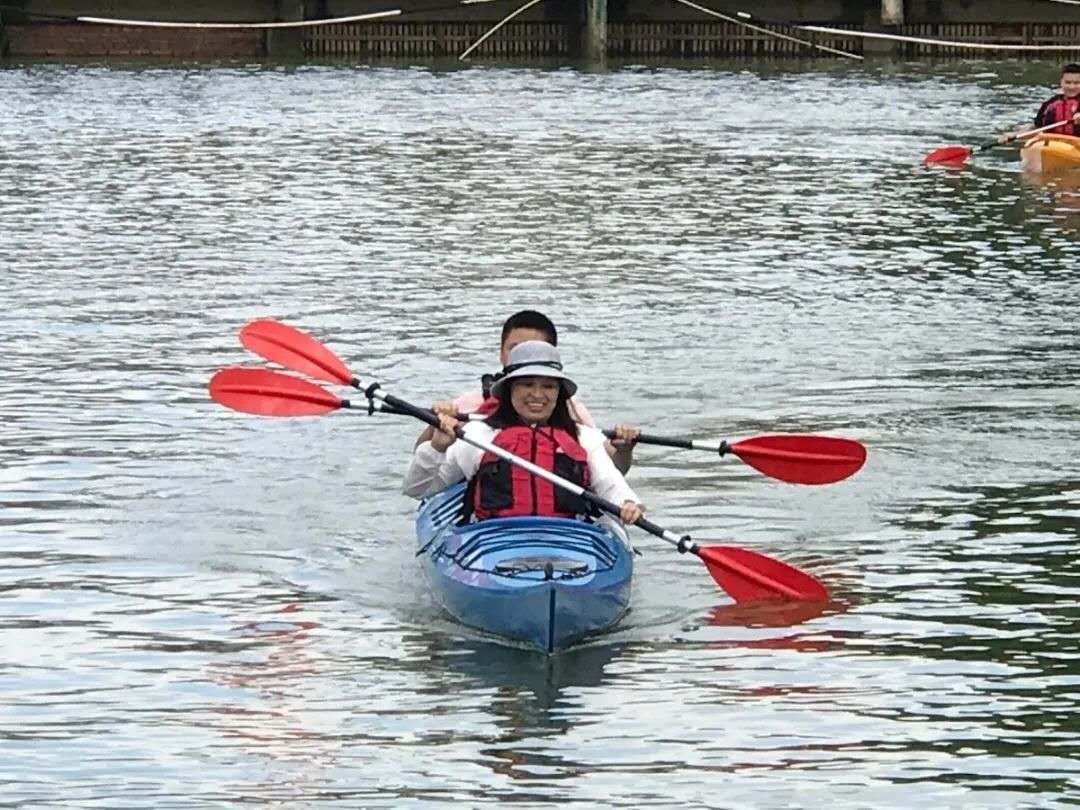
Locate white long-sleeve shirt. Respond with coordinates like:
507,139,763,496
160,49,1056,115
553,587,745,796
403,421,639,508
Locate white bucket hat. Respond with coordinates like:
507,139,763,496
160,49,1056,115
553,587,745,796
490,340,578,399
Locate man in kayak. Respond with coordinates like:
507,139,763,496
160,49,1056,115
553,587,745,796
1000,64,1080,143
414,309,640,472
403,340,644,525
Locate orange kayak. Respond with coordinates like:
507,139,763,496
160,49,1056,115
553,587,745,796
1020,133,1080,174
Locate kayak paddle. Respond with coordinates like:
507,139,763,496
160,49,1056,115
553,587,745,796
239,318,867,486
209,367,407,418
208,365,830,603
239,318,358,388
210,367,346,416
602,430,864,485
923,119,1067,166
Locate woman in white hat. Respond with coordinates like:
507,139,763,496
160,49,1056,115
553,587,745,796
403,341,643,525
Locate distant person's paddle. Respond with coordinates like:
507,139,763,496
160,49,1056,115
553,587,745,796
923,119,1067,166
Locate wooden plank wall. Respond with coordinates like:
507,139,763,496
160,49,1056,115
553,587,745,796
7,17,1080,61
309,22,1080,60
899,23,1080,57
608,22,861,58
305,21,863,58
307,22,570,59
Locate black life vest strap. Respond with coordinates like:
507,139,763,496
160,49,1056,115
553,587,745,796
458,476,478,525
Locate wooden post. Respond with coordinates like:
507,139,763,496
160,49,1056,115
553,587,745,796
881,0,905,26
863,1,902,59
265,0,306,58
584,0,606,62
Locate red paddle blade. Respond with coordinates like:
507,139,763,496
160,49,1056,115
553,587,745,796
730,435,866,485
208,368,343,416
923,146,971,166
697,545,829,603
239,319,354,386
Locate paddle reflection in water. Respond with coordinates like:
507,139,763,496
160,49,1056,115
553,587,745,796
707,598,836,628
680,599,844,654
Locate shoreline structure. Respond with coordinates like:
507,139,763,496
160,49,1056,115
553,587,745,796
3,1,1080,60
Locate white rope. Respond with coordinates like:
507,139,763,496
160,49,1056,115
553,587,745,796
672,0,863,60
797,25,1080,52
76,10,402,29
459,0,543,60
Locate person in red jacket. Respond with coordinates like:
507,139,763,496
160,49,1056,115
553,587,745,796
1001,65,1080,143
403,341,644,525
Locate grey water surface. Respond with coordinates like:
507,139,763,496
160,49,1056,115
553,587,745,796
1,58,1078,808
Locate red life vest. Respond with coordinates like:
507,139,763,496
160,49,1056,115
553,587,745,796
1043,96,1080,135
469,425,591,520
474,396,500,416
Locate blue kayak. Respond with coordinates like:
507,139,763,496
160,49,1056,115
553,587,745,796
415,482,634,654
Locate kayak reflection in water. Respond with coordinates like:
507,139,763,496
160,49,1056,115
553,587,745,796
402,340,644,526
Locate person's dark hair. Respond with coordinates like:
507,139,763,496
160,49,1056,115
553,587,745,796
500,310,557,346
485,380,578,439
1063,64,1080,75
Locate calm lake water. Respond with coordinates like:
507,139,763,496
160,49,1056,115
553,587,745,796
1,57,1079,808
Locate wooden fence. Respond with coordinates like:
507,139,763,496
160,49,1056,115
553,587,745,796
607,21,860,58
306,22,571,59
305,21,1080,60
898,23,1080,57
7,18,1080,61
304,20,862,59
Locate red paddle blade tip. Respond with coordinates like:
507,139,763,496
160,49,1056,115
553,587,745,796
697,545,829,603
209,367,343,417
730,435,866,485
923,146,972,166
239,319,354,386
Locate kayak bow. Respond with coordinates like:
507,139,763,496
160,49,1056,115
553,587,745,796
415,483,634,653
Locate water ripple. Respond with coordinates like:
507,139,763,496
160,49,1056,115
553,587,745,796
1,59,1079,808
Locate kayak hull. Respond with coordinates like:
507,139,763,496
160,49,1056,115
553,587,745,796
415,483,633,654
1020,133,1080,174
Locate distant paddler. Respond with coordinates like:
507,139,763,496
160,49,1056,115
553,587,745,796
999,64,1080,145
924,65,1080,166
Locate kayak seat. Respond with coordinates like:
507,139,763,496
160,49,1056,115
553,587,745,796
494,556,591,579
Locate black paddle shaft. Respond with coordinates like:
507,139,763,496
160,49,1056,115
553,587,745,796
602,430,731,456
